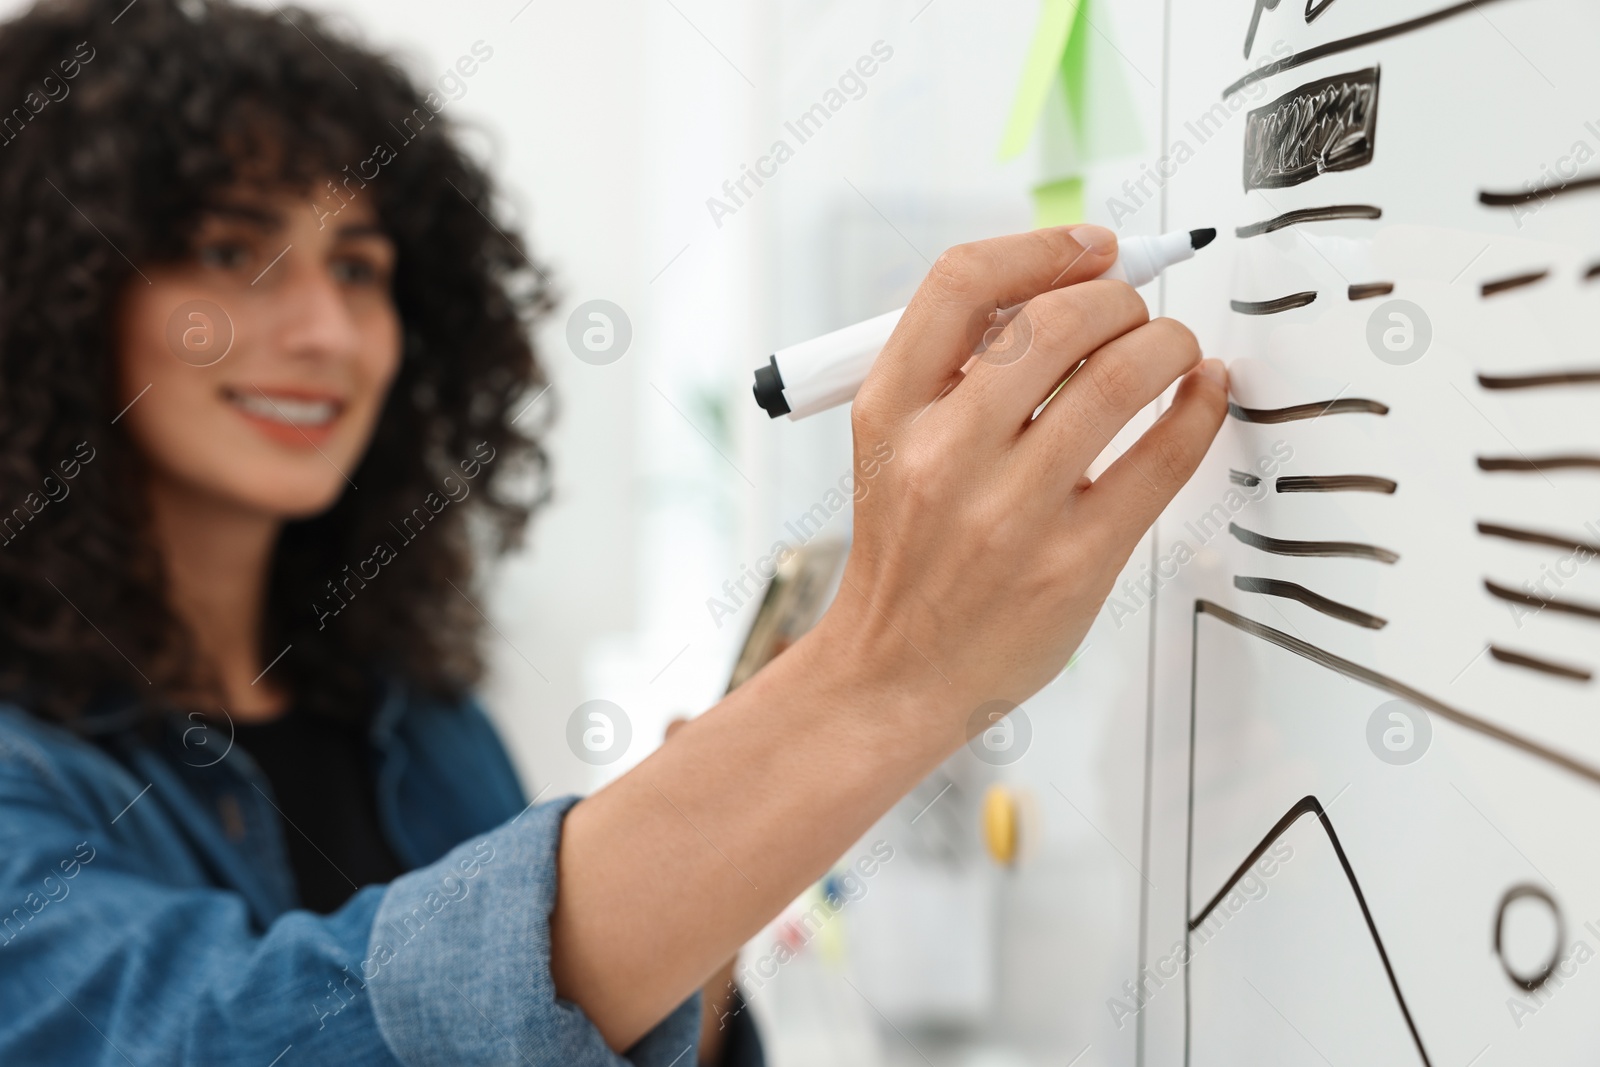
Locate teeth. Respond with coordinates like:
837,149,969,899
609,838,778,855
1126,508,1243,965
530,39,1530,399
227,390,338,426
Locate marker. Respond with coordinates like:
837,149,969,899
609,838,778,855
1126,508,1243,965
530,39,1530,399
752,227,1218,421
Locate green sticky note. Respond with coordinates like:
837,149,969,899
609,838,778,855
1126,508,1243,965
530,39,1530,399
1060,0,1091,138
998,0,1080,162
1032,176,1084,228
1068,3,1145,163
1000,0,1143,166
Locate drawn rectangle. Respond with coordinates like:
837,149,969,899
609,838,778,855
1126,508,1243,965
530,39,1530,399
1243,67,1381,191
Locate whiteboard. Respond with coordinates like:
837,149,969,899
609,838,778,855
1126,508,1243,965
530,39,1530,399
1142,1,1600,1064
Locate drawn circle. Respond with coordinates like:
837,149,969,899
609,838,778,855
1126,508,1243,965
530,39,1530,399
566,299,632,366
969,303,1034,367
1494,884,1564,992
566,699,632,765
178,708,235,768
165,299,235,367
1365,700,1431,765
1365,299,1431,366
966,700,1032,766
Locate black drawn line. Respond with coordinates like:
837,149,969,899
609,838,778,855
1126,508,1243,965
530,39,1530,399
1236,204,1383,238
1186,794,1432,1065
1234,575,1388,628
1230,469,1263,487
1277,474,1398,494
1244,0,1282,59
1243,68,1380,191
1477,521,1600,555
1231,292,1319,315
1223,0,1520,97
1480,175,1600,207
1481,269,1549,298
1349,282,1395,300
1485,579,1600,623
1489,645,1593,683
1586,262,1600,281
1230,521,1399,562
1195,599,1600,783
1478,368,1600,389
1479,455,1600,473
1230,398,1389,423
1305,0,1338,21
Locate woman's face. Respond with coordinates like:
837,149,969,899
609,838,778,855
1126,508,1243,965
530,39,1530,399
117,185,402,519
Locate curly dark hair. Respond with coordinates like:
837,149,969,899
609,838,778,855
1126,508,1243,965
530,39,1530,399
0,0,554,726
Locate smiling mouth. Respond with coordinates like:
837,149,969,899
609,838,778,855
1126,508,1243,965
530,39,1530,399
222,386,344,428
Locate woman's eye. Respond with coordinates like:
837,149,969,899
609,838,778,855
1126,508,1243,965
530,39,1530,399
331,257,385,286
197,241,252,271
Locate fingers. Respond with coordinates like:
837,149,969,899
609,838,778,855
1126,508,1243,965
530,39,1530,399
961,279,1151,433
1078,360,1229,544
1023,315,1202,479
860,225,1119,419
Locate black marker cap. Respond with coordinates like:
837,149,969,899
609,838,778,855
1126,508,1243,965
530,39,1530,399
753,356,789,418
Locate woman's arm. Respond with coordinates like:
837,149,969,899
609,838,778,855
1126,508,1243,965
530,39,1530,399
551,224,1230,1049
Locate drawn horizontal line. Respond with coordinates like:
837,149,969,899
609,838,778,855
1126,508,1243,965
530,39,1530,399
1277,474,1397,494
1479,175,1600,207
1222,0,1516,97
1479,455,1600,473
1348,282,1395,300
1235,204,1383,238
1229,398,1389,423
1489,645,1593,683
1482,270,1550,297
1485,579,1600,623
1478,369,1600,389
1587,263,1600,281
1230,521,1399,562
1234,575,1388,628
1478,521,1600,555
1230,469,1262,487
1231,292,1318,315
1196,598,1600,785
1185,793,1432,1066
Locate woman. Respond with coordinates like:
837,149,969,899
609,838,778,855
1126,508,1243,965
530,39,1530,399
0,0,1228,1064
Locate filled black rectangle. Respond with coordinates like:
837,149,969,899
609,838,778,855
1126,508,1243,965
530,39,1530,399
1243,67,1380,190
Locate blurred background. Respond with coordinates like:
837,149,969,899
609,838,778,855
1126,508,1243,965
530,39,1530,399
41,0,1177,1062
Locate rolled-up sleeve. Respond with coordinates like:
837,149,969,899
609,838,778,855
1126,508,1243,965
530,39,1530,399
367,796,700,1066
0,732,698,1067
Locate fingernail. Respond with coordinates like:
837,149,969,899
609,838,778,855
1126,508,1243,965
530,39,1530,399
1068,224,1117,256
1198,358,1228,388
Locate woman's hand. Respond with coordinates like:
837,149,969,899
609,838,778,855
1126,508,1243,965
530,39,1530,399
816,223,1228,732
552,224,1227,1054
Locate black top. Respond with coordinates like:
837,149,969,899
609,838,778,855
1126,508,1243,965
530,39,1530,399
231,709,406,914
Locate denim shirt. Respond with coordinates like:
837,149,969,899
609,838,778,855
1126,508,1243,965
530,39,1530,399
0,682,701,1065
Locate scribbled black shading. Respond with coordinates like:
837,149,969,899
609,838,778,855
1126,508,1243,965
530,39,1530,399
1242,67,1380,190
